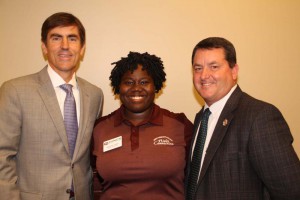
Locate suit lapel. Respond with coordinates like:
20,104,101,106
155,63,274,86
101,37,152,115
186,109,204,171
198,112,233,182
189,109,204,163
37,67,70,154
72,78,91,160
197,86,243,185
185,108,204,193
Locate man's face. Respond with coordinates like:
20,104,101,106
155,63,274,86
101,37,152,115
192,48,238,106
42,25,85,82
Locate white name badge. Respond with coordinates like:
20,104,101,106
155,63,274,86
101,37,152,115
103,136,122,152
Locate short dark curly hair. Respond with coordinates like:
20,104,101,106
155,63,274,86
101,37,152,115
110,51,166,94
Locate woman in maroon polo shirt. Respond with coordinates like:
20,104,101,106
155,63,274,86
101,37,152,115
92,51,193,200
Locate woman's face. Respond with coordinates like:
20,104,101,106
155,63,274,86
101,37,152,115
119,65,156,115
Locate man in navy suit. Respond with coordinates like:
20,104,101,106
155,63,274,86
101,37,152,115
185,37,300,199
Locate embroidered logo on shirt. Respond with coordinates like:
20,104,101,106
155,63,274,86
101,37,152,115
153,136,174,145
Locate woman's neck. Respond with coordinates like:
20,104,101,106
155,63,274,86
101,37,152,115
123,104,154,126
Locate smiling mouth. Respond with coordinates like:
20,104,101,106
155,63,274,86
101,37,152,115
127,95,148,102
201,82,213,87
58,54,72,58
130,96,144,100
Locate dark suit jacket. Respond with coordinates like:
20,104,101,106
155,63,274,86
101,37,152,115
185,86,300,200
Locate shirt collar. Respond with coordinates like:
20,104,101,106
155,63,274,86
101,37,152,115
204,84,237,115
47,64,78,89
114,103,163,127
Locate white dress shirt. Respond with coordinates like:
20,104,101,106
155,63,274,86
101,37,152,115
47,65,80,125
192,85,237,179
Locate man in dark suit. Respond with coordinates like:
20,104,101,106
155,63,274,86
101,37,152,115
185,37,300,199
0,12,103,200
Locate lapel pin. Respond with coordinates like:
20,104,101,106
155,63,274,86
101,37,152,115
223,119,228,126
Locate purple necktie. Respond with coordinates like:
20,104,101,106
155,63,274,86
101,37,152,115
60,84,78,158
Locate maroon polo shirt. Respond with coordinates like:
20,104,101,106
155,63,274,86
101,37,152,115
93,104,193,200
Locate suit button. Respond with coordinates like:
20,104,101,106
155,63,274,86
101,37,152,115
66,189,71,194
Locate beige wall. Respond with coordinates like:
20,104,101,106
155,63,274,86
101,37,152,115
1,0,299,156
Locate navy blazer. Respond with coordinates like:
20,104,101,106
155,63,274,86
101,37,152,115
185,86,300,200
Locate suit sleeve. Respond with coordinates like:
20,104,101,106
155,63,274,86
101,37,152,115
248,104,300,199
0,81,21,200
95,89,104,120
